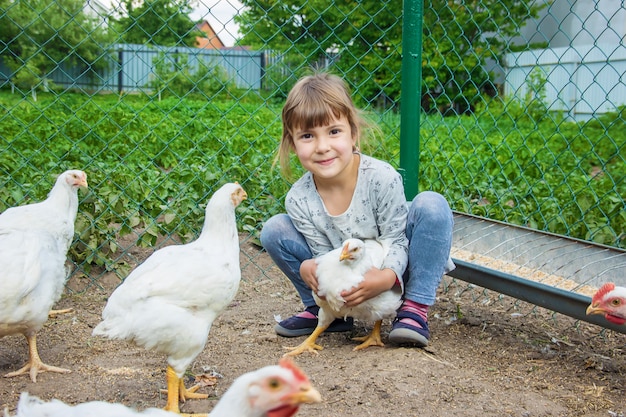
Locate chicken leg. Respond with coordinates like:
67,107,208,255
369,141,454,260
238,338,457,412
4,332,71,382
283,324,330,357
163,365,208,414
351,320,385,351
48,308,74,318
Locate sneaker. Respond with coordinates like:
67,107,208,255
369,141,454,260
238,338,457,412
274,305,354,337
388,309,430,347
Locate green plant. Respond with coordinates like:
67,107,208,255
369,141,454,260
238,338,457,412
523,67,549,121
0,0,112,96
1,90,624,280
150,52,240,100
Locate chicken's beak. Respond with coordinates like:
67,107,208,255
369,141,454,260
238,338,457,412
285,386,322,405
79,177,88,189
232,188,248,206
586,303,605,316
339,243,350,261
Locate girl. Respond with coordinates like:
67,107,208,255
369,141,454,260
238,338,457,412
260,72,454,347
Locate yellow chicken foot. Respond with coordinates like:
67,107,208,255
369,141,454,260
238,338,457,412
179,380,208,400
48,308,74,318
351,320,385,351
164,366,183,413
163,366,208,414
283,325,329,357
4,333,71,382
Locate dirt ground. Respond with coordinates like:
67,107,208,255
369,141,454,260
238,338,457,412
1,236,625,417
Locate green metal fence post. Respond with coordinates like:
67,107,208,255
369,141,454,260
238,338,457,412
399,0,424,200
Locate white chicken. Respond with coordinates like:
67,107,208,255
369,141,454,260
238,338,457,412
7,393,172,417
0,170,87,252
586,282,626,325
7,358,321,417
0,170,88,382
284,238,402,356
208,357,322,417
92,182,247,415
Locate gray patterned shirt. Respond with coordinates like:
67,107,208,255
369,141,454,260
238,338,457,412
286,153,409,286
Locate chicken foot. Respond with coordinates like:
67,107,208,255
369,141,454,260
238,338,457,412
4,333,71,382
163,365,208,414
48,308,74,318
283,325,329,357
351,320,385,351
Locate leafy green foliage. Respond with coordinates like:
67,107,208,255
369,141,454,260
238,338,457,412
417,101,625,248
235,0,544,112
236,0,401,108
0,0,112,94
1,92,288,276
150,52,240,100
110,0,202,47
1,92,624,281
421,0,546,114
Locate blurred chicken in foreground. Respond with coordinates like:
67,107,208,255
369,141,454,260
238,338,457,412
7,358,321,417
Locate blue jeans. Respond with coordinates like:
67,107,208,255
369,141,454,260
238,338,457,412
260,191,454,308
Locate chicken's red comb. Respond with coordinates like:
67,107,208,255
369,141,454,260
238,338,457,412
279,357,308,383
593,282,616,302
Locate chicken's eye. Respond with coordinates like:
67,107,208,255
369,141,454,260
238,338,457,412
268,378,282,390
611,299,621,306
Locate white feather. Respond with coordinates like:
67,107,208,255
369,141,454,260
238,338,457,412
209,359,321,417
0,170,87,380
314,238,402,327
10,359,321,417
11,393,173,417
92,182,246,378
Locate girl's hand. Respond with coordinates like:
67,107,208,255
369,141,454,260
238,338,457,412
341,268,397,307
299,258,319,294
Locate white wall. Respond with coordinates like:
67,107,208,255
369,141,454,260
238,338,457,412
503,44,626,120
517,0,626,48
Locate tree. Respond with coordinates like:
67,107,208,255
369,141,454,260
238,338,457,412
420,0,546,114
235,0,544,113
111,0,202,47
235,0,401,107
0,0,112,97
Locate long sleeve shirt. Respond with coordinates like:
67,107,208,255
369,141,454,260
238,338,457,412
286,153,409,287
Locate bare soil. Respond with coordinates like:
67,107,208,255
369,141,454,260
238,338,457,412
1,236,625,417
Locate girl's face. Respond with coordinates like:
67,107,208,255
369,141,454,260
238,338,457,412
292,115,357,182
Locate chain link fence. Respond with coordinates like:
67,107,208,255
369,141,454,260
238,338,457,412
1,1,624,318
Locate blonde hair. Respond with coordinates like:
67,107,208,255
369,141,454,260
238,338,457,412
277,72,375,180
